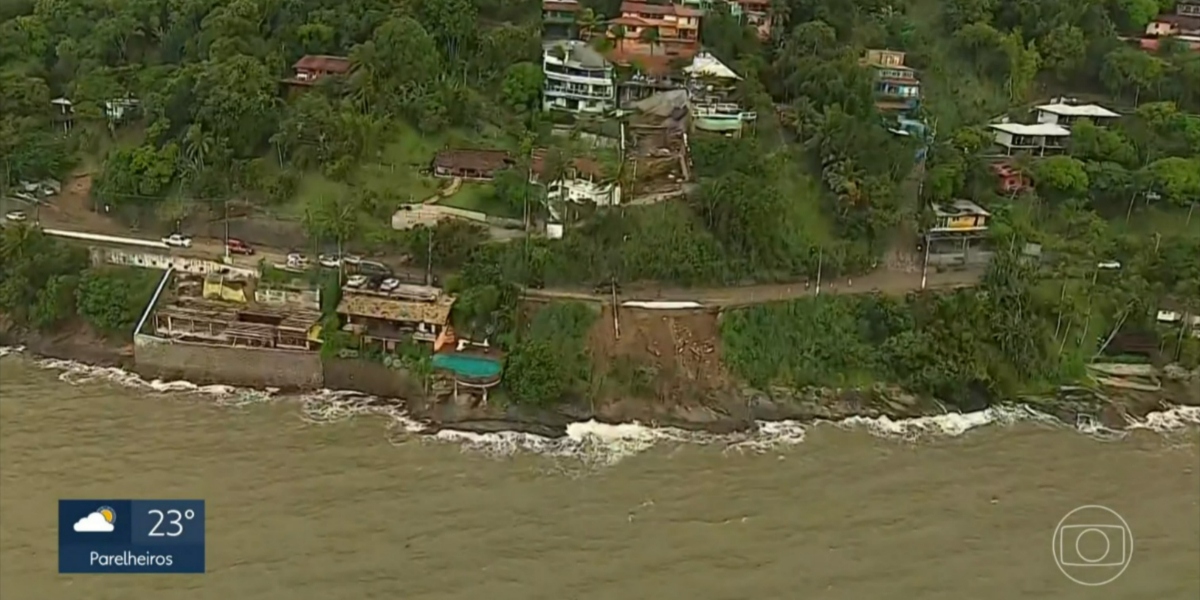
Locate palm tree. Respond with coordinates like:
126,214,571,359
638,27,660,56
348,42,382,114
576,8,603,40
609,24,628,52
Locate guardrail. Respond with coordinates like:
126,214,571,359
43,228,170,249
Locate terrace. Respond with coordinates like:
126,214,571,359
150,273,322,350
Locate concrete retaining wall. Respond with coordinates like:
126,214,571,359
134,334,322,389
322,357,423,399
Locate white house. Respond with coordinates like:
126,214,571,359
989,122,1071,155
542,40,615,114
546,178,621,208
1034,103,1120,128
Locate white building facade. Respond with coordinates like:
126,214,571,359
542,41,615,114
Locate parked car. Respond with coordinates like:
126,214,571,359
12,191,37,203
226,238,254,255
318,254,341,268
5,210,27,222
162,233,192,248
286,252,309,268
345,274,369,288
379,277,401,292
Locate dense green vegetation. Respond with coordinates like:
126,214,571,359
0,226,160,335
2,0,1198,408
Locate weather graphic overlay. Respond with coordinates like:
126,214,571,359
59,500,206,574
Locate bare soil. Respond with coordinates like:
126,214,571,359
586,305,745,426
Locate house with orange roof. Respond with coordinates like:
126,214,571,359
608,1,702,57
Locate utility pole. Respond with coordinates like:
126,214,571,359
815,248,823,296
425,229,433,287
223,198,230,261
921,235,930,290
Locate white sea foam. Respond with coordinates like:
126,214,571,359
4,345,1198,466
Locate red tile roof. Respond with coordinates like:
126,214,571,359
606,50,680,75
610,15,654,26
293,55,352,74
433,149,514,173
621,1,702,17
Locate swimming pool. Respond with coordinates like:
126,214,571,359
432,353,503,380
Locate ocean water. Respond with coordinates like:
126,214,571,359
1,347,1198,599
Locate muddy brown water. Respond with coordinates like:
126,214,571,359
1,357,1198,599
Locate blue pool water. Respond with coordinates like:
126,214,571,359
432,353,502,379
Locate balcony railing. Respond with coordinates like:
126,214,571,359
544,84,614,100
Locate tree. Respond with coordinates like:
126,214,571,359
503,339,568,405
638,27,660,56
1038,24,1086,80
575,8,603,39
1144,157,1200,207
500,62,543,112
302,191,359,249
1033,156,1090,199
75,268,158,333
94,142,180,213
1101,47,1166,105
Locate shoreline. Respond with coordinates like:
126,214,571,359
4,327,1197,440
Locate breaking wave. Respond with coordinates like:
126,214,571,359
4,346,1198,467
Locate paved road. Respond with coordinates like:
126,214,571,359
10,201,983,307
526,268,983,306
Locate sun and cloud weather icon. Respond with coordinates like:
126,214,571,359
73,506,116,533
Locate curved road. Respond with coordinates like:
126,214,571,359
7,197,983,307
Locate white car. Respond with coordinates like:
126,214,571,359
286,252,309,268
162,233,192,248
318,254,341,268
379,277,401,292
5,210,27,222
345,274,368,288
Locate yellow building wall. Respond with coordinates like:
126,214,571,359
202,280,248,303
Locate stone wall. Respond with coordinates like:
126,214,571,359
134,334,322,390
322,357,423,399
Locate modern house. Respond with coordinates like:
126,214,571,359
684,52,756,135
988,122,1070,155
284,55,352,87
531,150,620,209
431,149,514,180
861,49,921,113
542,40,616,114
930,200,990,233
1034,103,1120,128
609,1,702,57
336,285,456,349
542,0,582,39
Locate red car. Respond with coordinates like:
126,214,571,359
226,238,255,255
